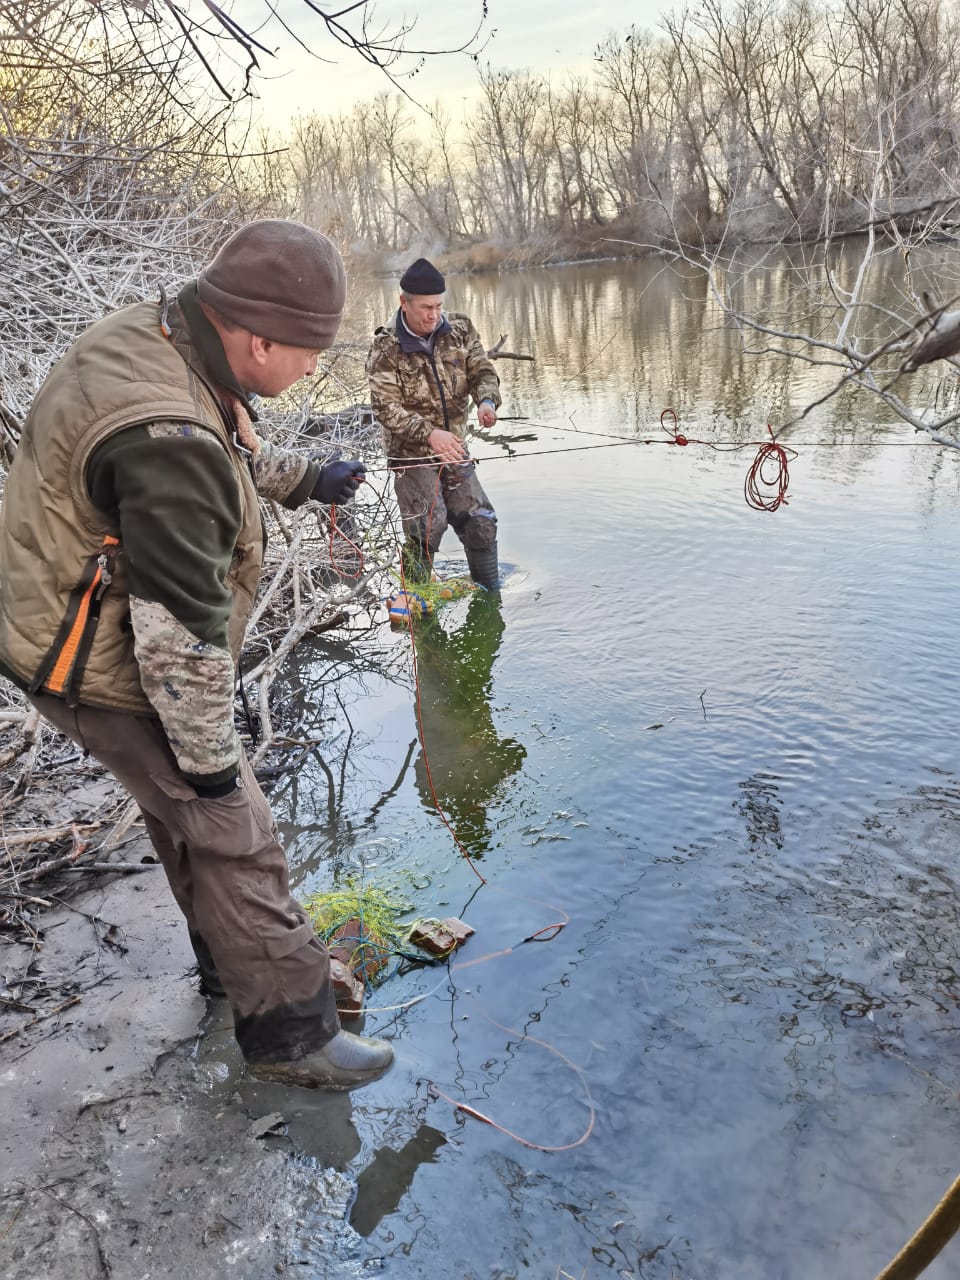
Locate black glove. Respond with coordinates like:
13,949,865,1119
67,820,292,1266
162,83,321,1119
191,773,241,799
311,457,366,505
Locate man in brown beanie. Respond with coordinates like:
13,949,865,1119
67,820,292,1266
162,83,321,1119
0,219,393,1091
366,257,502,590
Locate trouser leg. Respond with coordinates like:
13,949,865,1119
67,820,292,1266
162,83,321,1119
134,805,226,996
27,693,339,1063
187,927,226,998
393,463,447,580
442,463,500,590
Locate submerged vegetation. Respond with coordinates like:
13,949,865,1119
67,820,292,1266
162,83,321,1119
302,880,412,985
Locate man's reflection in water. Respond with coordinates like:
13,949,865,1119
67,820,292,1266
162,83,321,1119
412,591,526,855
349,1123,447,1236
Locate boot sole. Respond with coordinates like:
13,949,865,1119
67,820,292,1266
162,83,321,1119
246,1061,392,1091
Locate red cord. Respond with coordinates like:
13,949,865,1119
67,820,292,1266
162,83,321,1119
428,1010,595,1152
661,407,689,446
327,503,365,578
661,409,795,512
744,425,795,512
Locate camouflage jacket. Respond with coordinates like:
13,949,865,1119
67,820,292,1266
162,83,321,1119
0,286,324,791
366,311,501,461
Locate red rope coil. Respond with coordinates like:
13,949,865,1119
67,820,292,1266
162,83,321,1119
744,425,795,512
662,410,795,512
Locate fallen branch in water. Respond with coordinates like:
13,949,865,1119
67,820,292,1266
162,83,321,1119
488,333,535,361
100,798,142,853
55,863,159,875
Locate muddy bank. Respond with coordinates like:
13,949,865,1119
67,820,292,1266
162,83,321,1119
0,833,380,1280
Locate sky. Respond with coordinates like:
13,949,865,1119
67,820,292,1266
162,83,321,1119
230,0,671,131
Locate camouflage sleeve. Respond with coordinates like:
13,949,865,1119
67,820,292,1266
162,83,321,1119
366,338,434,448
130,595,240,784
464,319,501,409
252,436,317,507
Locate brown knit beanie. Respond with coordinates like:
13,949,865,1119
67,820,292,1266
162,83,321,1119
197,220,346,349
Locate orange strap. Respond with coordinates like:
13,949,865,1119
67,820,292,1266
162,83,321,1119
44,535,119,696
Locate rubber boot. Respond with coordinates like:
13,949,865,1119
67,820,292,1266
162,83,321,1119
466,542,500,592
246,1029,395,1091
402,539,433,583
189,928,227,998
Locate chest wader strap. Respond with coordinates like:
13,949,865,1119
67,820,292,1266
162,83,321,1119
30,535,120,705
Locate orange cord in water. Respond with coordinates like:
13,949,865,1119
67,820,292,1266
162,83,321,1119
427,1011,595,1153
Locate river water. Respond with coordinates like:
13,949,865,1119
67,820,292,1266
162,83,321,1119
230,255,960,1278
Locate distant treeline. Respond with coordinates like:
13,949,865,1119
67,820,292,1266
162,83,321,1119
259,0,960,265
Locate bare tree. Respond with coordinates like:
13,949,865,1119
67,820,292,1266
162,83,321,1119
593,27,670,225
0,0,489,106
544,77,606,231
469,67,551,241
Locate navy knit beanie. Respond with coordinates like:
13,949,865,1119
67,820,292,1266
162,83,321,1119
399,258,445,295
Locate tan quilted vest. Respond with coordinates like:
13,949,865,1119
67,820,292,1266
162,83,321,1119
0,300,263,712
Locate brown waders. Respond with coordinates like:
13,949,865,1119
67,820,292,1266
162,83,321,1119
28,691,340,1065
392,458,499,589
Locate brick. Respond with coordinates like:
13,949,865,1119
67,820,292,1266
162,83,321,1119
330,957,364,1014
328,918,390,982
409,916,475,956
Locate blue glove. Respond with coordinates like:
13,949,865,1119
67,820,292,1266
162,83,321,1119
311,457,366,505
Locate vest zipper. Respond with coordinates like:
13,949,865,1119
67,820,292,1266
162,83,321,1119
30,535,120,705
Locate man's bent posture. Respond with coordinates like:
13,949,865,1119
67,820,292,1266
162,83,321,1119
0,220,392,1090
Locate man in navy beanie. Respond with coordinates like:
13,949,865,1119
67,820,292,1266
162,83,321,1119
366,257,502,589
